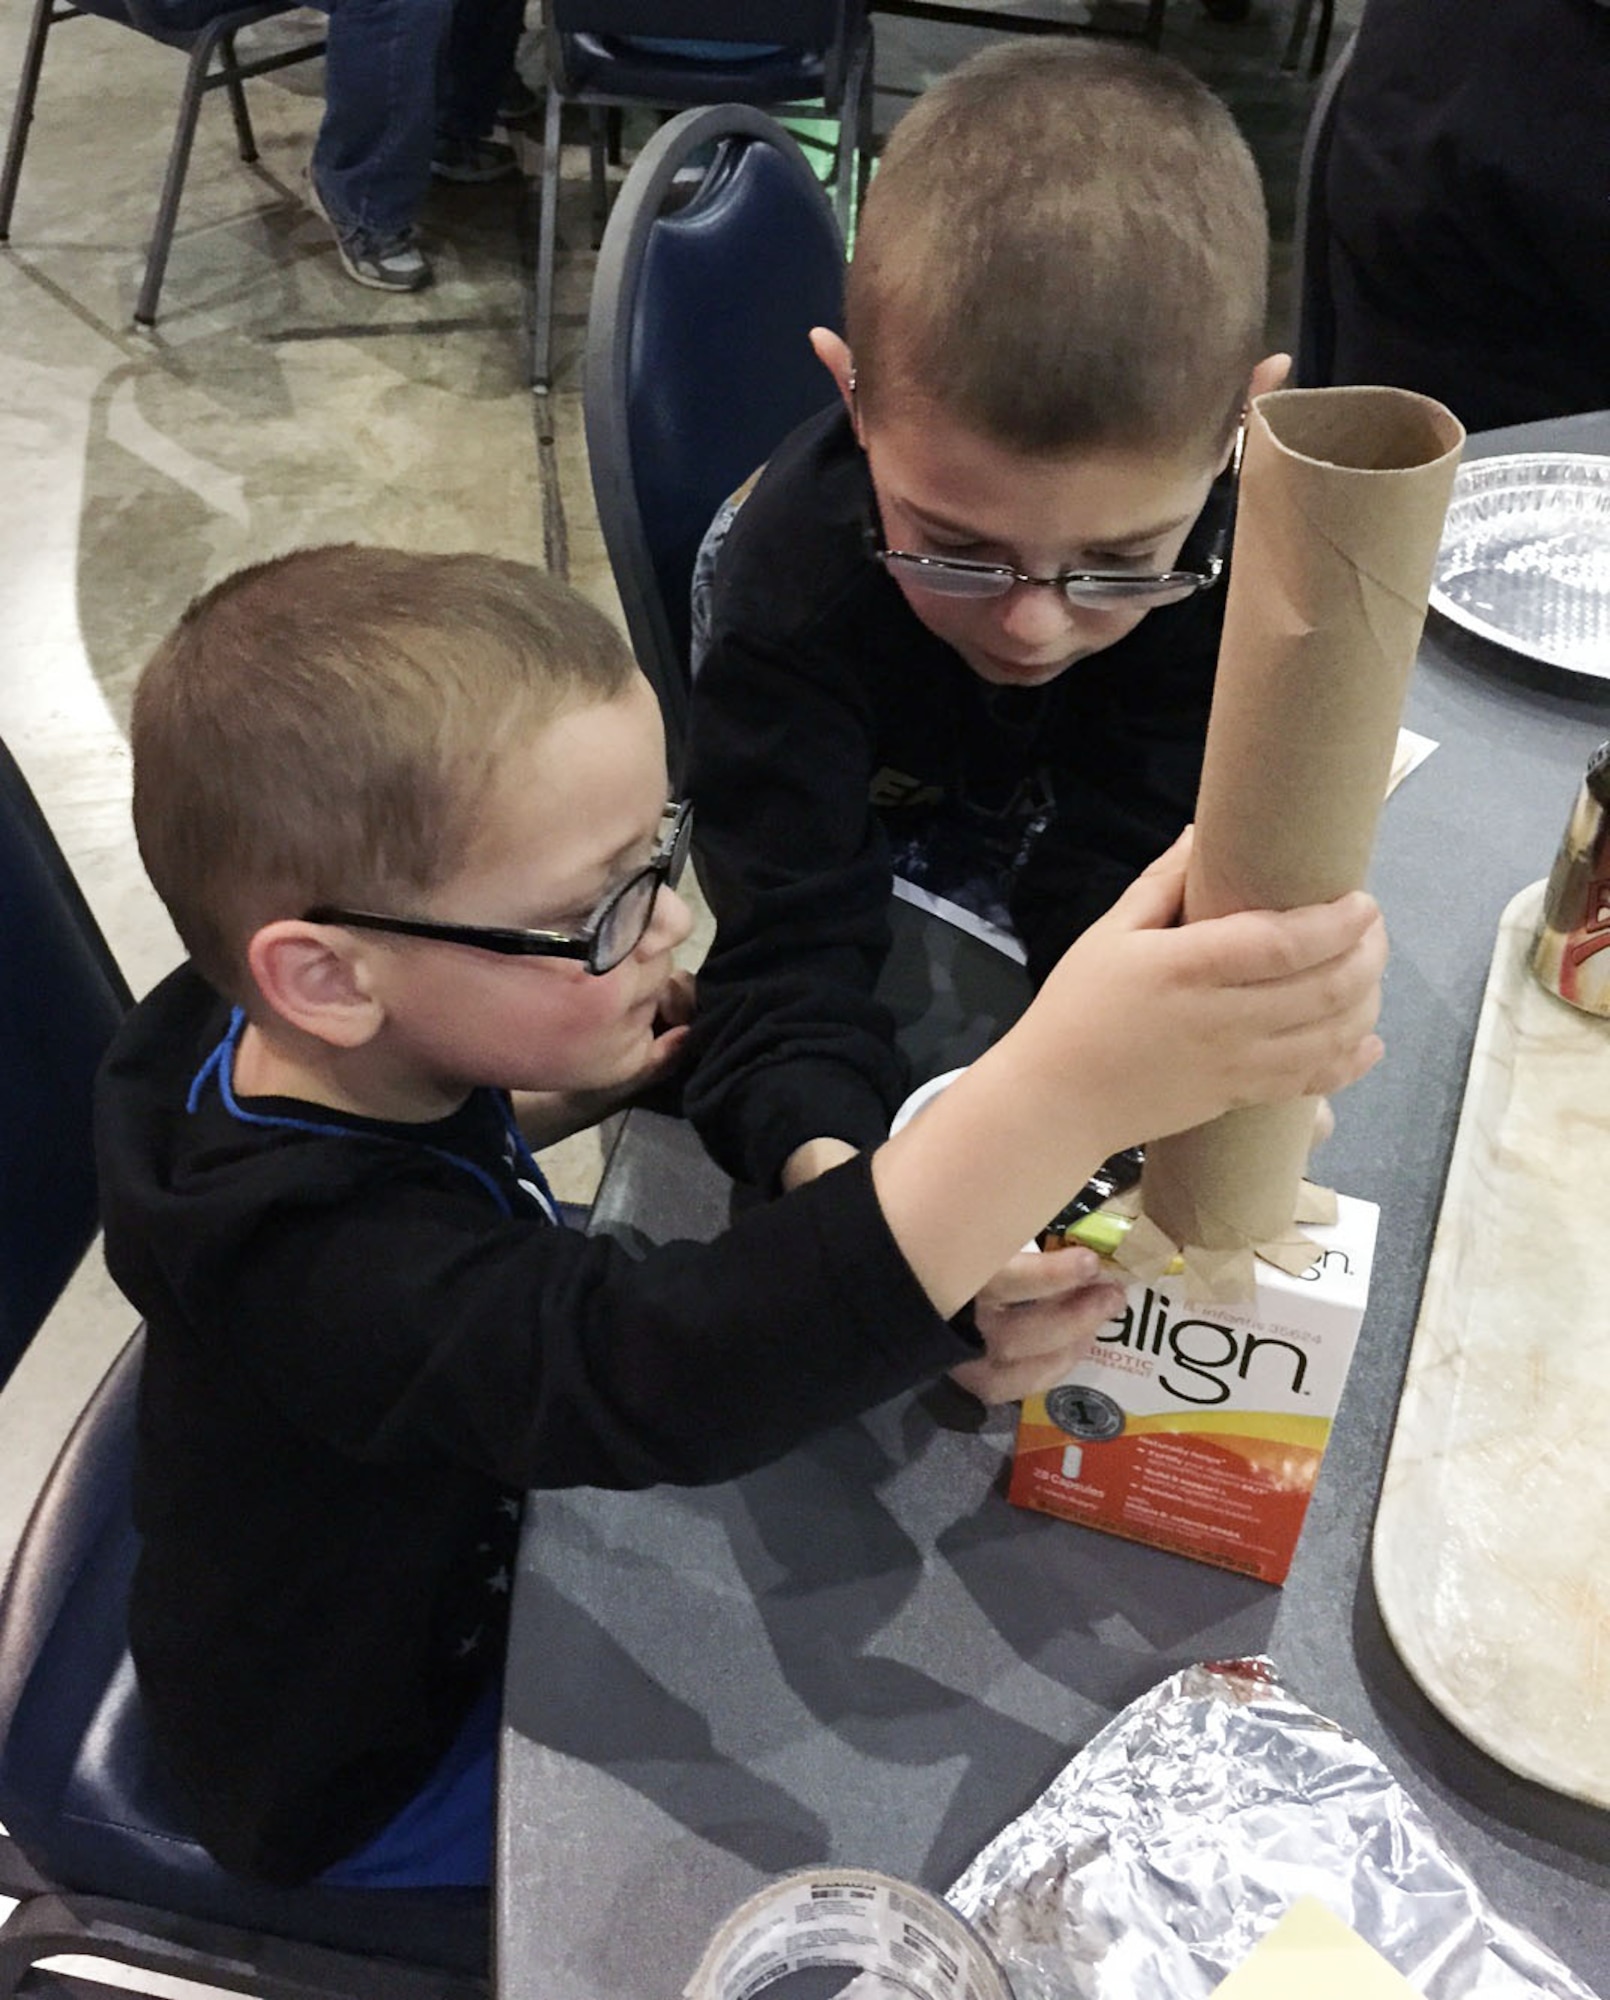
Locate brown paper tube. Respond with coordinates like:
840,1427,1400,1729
1140,386,1465,1271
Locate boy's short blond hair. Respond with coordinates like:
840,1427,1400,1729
847,37,1268,458
132,545,637,998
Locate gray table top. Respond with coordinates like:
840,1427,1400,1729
498,411,1610,2000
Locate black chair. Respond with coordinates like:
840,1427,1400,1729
0,738,490,2000
535,0,870,390
0,0,326,327
583,102,846,760
0,735,130,1384
1290,33,1356,389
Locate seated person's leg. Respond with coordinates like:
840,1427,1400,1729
435,0,526,183
312,0,454,289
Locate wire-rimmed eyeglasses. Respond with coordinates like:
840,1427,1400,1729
870,421,1244,611
305,800,694,977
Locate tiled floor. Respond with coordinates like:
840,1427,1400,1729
0,0,1354,1968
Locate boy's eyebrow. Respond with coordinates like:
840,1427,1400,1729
575,813,668,898
895,495,1198,555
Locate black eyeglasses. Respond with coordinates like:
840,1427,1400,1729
305,800,693,977
869,420,1244,611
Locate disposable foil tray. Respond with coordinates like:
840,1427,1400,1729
1430,453,1610,679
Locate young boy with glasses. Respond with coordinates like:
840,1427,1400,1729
684,40,1284,1363
96,543,1382,1892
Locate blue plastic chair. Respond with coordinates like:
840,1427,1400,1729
0,737,489,2000
0,0,326,325
582,102,846,761
534,0,869,389
0,734,129,1382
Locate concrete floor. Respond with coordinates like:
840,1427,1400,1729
0,0,1351,1972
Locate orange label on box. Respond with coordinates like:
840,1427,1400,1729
1010,1196,1378,1584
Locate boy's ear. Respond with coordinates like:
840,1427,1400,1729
810,328,858,428
1248,352,1292,403
245,920,385,1051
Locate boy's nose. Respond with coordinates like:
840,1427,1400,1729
994,579,1079,648
644,884,695,954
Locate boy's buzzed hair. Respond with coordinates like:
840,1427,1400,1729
132,545,637,998
847,37,1268,457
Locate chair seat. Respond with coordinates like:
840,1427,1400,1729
0,1340,489,1976
562,32,827,103
71,0,303,49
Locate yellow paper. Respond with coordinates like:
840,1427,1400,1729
1210,1898,1419,2000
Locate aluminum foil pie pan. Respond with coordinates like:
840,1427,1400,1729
1430,453,1610,680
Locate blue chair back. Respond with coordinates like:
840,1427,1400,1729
550,0,855,99
0,736,130,1386
584,103,846,757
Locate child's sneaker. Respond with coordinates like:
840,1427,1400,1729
307,173,431,292
430,137,520,184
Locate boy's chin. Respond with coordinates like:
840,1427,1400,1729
960,645,1081,689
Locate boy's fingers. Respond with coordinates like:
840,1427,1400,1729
656,971,697,1030
1260,917,1387,1042
1309,1030,1384,1096
1108,829,1192,932
1188,891,1383,987
953,1291,1127,1403
980,1244,1103,1305
642,1023,691,1075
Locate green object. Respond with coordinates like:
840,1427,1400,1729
1056,1211,1131,1258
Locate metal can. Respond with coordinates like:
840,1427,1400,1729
1531,739,1610,1016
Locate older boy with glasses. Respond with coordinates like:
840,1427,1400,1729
96,543,1382,1894
683,40,1284,1374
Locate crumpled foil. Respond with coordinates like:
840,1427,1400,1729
946,1659,1599,2000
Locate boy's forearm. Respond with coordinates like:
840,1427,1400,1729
870,1033,1115,1322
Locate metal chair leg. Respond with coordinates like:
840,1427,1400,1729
834,25,872,240
134,14,222,326
0,0,58,240
1281,0,1317,70
219,27,258,160
1308,0,1336,75
532,83,563,390
588,107,609,247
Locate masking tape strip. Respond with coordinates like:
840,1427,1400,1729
682,1867,1015,2000
1118,1182,1341,1302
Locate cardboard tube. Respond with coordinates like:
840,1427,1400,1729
1140,386,1464,1276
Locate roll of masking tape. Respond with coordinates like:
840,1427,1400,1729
682,1868,1014,2000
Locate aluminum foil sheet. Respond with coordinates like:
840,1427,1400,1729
1430,453,1610,680
947,1659,1598,2000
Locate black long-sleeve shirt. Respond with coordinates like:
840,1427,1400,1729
683,404,1227,1194
94,966,978,1885
1324,0,1610,430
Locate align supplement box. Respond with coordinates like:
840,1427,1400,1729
1009,1194,1379,1584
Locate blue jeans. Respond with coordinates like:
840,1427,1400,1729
313,0,524,243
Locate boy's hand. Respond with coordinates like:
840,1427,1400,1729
1035,832,1387,1158
950,1243,1126,1404
872,829,1384,1327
